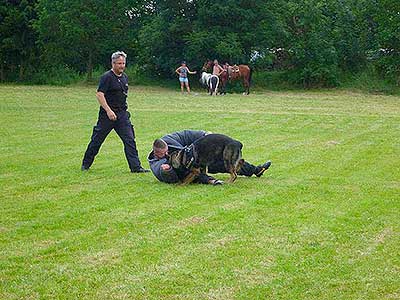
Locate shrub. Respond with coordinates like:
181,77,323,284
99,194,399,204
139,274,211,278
28,65,81,85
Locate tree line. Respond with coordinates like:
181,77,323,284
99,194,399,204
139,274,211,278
1,0,399,87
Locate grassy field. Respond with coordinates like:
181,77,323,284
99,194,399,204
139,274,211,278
0,85,399,300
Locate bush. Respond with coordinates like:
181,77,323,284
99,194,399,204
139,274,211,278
340,65,400,94
28,65,82,85
286,65,340,88
252,71,297,90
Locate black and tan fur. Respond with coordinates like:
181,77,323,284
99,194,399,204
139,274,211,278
169,134,244,185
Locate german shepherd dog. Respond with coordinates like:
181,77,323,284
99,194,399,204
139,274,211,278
169,134,244,185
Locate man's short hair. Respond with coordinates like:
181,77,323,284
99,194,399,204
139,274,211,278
153,138,167,150
111,51,127,63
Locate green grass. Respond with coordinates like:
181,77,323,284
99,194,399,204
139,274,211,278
0,85,399,300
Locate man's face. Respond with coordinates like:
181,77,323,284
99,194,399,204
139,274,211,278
112,57,126,75
154,146,168,159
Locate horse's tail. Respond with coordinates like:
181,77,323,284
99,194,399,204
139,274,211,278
209,75,219,95
248,67,253,87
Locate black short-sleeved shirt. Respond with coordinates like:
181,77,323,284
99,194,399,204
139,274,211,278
97,70,129,112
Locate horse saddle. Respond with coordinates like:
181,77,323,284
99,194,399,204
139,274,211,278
226,65,240,79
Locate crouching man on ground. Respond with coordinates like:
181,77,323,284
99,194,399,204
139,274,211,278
147,130,271,185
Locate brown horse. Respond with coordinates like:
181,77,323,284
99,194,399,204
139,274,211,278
202,60,252,95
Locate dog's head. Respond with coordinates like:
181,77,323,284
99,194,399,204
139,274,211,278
168,148,194,169
168,150,184,169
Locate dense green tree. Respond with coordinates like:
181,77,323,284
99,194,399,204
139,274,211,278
0,0,38,81
373,0,400,80
137,0,196,76
137,0,269,76
284,0,340,86
188,0,266,63
34,0,134,79
257,0,372,86
0,0,399,87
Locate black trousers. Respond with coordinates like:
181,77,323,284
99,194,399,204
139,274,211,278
175,159,258,184
207,161,257,177
82,110,141,171
191,161,257,184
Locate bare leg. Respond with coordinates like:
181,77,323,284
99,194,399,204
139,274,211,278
180,82,184,93
185,82,191,94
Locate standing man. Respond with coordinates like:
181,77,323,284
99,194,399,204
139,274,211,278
81,51,149,173
212,59,225,76
175,61,197,94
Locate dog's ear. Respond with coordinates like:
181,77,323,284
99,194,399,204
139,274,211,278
166,153,173,165
170,151,183,169
181,150,188,166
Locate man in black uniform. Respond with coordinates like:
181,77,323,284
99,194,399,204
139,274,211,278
81,51,149,173
148,130,271,185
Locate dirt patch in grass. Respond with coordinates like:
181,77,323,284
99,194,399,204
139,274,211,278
178,216,207,227
206,235,237,250
326,140,341,146
360,227,394,256
206,286,236,300
81,249,121,266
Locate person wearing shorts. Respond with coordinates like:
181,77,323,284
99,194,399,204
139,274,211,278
175,61,196,94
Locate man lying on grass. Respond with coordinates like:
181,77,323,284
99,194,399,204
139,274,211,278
148,130,271,185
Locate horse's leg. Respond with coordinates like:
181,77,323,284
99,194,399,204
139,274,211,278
242,77,250,95
241,77,246,95
215,77,220,96
221,79,226,95
246,72,251,94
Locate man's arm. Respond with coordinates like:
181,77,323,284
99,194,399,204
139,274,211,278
178,130,208,147
96,92,117,121
216,65,225,76
187,67,197,75
149,157,180,183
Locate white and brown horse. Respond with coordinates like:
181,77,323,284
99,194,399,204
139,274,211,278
200,71,219,96
202,60,252,95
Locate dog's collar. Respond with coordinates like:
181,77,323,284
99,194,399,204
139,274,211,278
183,144,197,169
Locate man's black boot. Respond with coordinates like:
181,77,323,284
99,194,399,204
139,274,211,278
131,167,150,173
255,161,272,177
